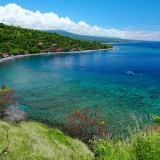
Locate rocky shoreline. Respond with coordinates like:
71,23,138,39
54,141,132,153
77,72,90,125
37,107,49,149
0,48,115,64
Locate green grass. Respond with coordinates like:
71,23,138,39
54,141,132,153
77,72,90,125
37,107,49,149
1,116,160,160
93,128,160,160
0,120,93,160
0,89,9,93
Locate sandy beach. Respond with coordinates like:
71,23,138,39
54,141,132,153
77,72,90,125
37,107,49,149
0,48,115,64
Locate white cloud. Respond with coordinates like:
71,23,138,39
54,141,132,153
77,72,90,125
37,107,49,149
126,30,160,41
0,3,127,38
0,3,159,41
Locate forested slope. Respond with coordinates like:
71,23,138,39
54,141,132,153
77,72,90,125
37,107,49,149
0,23,112,58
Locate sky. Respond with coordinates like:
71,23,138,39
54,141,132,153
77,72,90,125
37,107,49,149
0,0,160,41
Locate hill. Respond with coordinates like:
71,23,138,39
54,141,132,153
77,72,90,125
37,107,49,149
0,23,112,58
0,120,93,160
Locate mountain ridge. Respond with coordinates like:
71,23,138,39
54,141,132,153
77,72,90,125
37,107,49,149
44,30,138,43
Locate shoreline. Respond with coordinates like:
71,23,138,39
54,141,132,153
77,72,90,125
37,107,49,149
0,47,115,64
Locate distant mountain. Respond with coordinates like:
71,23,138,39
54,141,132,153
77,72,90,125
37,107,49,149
44,30,137,43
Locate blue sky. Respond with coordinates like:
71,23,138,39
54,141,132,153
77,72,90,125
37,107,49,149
0,0,160,40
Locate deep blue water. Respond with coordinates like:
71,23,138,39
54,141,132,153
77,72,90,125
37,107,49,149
0,41,160,134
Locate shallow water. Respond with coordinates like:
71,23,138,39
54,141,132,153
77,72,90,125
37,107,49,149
0,41,160,134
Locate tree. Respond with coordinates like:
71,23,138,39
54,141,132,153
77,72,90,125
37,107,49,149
66,108,109,143
0,84,16,119
2,83,6,89
5,106,25,123
0,23,5,28
0,53,2,58
0,23,112,56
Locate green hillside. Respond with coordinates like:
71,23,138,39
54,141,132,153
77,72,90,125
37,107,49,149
1,119,160,160
0,120,93,160
0,23,112,58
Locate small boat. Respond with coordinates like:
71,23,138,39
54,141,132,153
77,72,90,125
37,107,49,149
126,71,134,75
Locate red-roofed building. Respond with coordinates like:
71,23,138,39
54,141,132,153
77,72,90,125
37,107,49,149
71,48,77,51
3,53,9,58
42,49,49,53
56,48,62,52
38,41,43,45
24,50,29,54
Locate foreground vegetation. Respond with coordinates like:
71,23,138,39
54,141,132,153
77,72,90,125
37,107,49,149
67,109,160,160
0,23,112,57
0,120,93,160
0,119,160,160
1,84,160,159
92,127,160,160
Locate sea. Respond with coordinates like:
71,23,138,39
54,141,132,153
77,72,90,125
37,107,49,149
0,41,160,135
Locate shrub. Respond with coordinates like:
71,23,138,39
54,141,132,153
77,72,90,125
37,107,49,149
0,84,16,119
92,125,160,160
1,83,6,90
132,132,160,160
152,115,160,125
5,106,25,123
66,108,109,143
92,138,115,159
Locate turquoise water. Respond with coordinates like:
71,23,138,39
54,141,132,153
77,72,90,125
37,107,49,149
0,42,160,134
